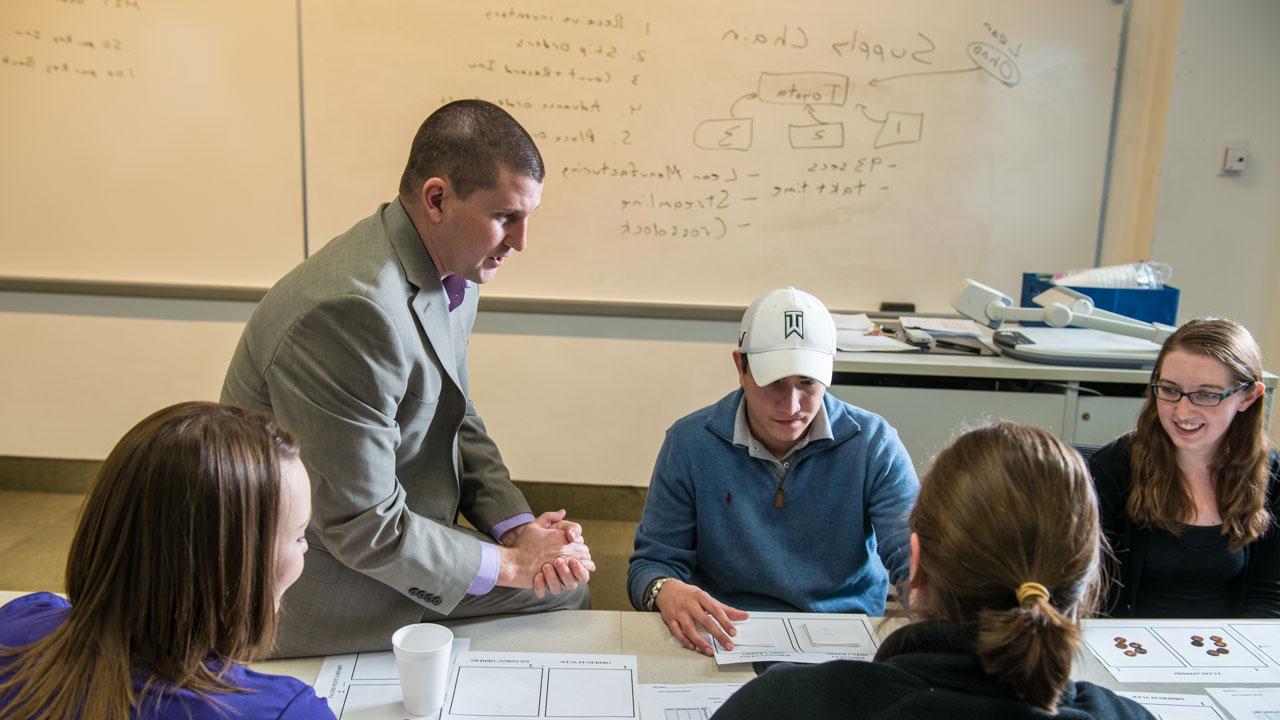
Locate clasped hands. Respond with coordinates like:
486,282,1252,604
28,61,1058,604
498,509,595,598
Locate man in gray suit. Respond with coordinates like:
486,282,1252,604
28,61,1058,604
222,100,593,657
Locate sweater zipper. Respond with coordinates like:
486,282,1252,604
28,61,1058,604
774,460,790,508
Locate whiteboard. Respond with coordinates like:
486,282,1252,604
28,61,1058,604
1,0,1123,312
302,0,1124,312
0,0,303,287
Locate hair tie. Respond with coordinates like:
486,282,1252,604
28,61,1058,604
1015,582,1050,604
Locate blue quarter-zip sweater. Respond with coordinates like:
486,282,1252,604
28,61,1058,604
628,389,919,614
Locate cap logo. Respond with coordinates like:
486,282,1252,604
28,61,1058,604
784,311,804,339
738,330,747,348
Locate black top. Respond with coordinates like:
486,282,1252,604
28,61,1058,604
1088,435,1280,618
711,621,1154,720
1134,524,1243,617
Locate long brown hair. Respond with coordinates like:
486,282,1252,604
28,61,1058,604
0,402,299,720
910,422,1100,713
1129,318,1270,549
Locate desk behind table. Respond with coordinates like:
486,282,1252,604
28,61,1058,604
831,351,1279,473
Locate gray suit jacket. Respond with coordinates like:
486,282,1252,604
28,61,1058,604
222,200,530,646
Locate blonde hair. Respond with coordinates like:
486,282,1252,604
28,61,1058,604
1130,318,1271,549
0,402,299,720
910,422,1101,712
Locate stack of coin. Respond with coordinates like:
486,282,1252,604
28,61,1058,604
1191,634,1231,656
1112,636,1147,656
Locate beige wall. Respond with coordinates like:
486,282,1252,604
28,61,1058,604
1102,0,1280,435
1147,0,1280,359
0,294,738,486
0,294,253,461
5,0,1279,481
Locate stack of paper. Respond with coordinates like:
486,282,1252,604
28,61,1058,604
899,317,985,339
831,313,916,353
711,613,880,665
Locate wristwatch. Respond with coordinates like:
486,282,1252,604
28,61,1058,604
643,577,673,611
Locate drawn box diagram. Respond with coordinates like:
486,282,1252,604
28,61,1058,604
341,683,410,717
789,122,844,149
351,650,398,680
693,118,753,151
757,72,849,106
718,617,788,651
1151,625,1265,669
711,613,881,665
792,617,877,653
1231,623,1280,667
545,668,636,718
875,111,923,148
1083,625,1185,669
1083,620,1280,684
450,666,542,716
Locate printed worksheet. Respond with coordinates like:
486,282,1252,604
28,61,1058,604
1229,624,1280,667
315,638,470,719
1082,620,1280,684
1206,688,1280,720
711,612,879,665
638,683,744,720
442,652,639,720
1116,692,1228,720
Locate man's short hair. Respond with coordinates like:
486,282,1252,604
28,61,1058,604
398,100,545,201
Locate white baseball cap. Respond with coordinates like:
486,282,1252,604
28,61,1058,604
737,287,836,386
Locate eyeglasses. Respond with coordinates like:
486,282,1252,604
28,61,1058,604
1150,381,1252,407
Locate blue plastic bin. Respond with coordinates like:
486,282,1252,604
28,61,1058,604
1019,273,1179,326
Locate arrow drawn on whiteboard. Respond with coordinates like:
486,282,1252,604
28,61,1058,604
868,65,980,87
730,93,758,117
856,103,886,124
803,104,826,124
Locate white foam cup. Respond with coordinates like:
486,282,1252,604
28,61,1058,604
391,622,454,717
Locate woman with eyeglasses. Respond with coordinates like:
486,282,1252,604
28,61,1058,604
1088,318,1279,618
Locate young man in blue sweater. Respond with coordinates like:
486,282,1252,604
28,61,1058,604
627,287,919,656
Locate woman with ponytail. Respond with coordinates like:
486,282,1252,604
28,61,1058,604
1089,318,1278,618
0,402,335,720
712,422,1153,719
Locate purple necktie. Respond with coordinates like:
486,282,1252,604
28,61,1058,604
442,274,467,312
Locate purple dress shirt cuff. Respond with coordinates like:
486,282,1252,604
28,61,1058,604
466,513,536,596
467,542,501,596
489,513,536,543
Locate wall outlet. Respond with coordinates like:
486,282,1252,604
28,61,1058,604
1222,142,1249,174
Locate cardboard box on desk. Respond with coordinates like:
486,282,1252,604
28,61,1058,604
1020,272,1180,326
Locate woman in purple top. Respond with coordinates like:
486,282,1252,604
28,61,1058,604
0,402,335,720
